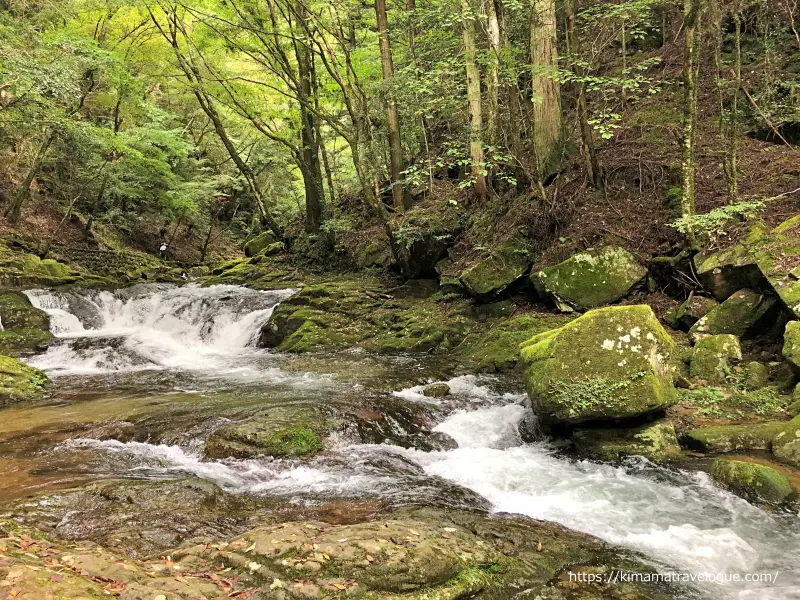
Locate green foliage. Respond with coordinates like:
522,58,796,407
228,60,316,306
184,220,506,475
669,200,765,243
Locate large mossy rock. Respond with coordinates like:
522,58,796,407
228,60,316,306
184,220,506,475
571,419,681,463
695,216,800,316
0,245,78,288
259,280,476,354
532,246,647,312
783,320,800,370
457,312,574,373
772,415,800,467
520,305,677,426
689,334,741,383
0,506,687,600
683,422,786,453
0,355,50,407
688,289,777,342
710,458,792,504
0,291,53,356
205,405,337,459
663,295,718,331
243,230,278,257
459,241,532,301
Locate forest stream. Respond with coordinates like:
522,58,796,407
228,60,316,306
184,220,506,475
1,283,799,599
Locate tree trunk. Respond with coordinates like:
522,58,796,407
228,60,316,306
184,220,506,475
485,0,501,145
5,132,54,222
296,1,325,232
681,0,702,248
375,0,408,210
724,10,741,204
566,0,602,190
530,0,561,179
461,0,486,200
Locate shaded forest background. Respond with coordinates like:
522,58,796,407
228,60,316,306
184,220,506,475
0,0,798,280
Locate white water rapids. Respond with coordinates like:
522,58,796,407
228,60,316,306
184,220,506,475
23,285,800,599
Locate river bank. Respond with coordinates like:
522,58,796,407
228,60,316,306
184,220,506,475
0,234,798,598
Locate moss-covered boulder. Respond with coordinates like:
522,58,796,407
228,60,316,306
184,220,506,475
0,291,53,356
0,246,78,288
521,305,677,426
243,230,278,257
689,334,741,383
695,216,800,316
772,415,800,467
458,312,574,373
459,241,532,301
663,295,718,331
259,279,477,354
682,421,786,453
571,419,681,463
688,289,777,342
710,458,792,503
741,361,770,390
423,382,451,398
204,405,336,459
783,320,800,370
532,246,647,312
789,384,800,417
0,355,50,407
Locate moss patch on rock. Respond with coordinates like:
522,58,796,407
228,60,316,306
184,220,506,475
783,320,800,370
205,405,335,459
682,422,786,453
694,216,800,317
456,312,574,373
0,355,51,407
772,415,800,467
521,305,677,426
259,279,479,354
0,291,53,356
571,419,682,463
688,289,778,342
458,240,532,301
533,246,647,312
710,458,793,503
690,334,742,384
243,230,278,257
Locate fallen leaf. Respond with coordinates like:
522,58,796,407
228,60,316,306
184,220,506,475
366,555,374,562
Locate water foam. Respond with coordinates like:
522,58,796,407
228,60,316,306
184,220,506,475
25,284,296,375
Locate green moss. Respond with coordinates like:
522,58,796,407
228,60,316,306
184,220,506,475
243,230,278,257
0,355,51,407
457,313,573,373
772,415,800,467
458,240,532,300
532,246,647,312
521,305,677,425
0,329,53,357
572,420,681,463
204,406,333,460
678,386,788,420
690,334,742,383
683,422,786,453
783,321,800,369
710,458,792,503
695,216,800,315
689,289,777,342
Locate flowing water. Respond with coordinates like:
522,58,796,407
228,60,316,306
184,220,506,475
3,283,799,599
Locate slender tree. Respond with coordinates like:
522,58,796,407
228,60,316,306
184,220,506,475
680,0,703,248
375,0,409,210
461,0,486,200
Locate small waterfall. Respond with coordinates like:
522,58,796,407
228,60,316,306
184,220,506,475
25,284,296,375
